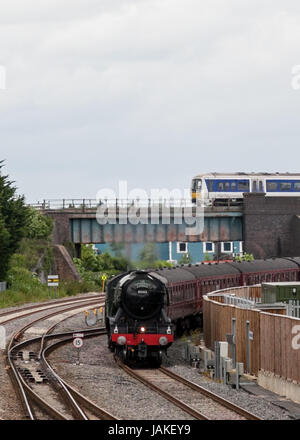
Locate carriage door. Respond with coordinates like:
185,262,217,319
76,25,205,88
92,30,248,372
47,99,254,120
252,180,264,193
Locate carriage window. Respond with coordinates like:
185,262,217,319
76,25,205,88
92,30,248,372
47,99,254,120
224,182,230,190
266,181,277,191
280,182,292,191
238,181,249,191
217,182,224,191
231,182,237,191
294,182,300,191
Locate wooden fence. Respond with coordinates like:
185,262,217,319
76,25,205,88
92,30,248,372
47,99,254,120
203,287,300,380
203,297,261,375
260,312,300,383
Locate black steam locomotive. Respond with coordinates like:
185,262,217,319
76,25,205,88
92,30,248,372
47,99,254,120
105,270,174,365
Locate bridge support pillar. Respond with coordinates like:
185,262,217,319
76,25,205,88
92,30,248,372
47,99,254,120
75,243,81,259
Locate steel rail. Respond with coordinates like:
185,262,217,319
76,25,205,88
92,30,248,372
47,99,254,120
6,298,105,420
0,293,105,326
7,329,107,420
42,330,118,420
114,357,209,420
159,367,262,421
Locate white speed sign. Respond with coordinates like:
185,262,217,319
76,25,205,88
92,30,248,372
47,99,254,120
73,337,83,348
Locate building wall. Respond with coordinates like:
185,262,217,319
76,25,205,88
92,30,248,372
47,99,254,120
243,193,300,258
95,240,242,263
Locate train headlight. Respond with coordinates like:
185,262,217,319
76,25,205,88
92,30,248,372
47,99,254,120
140,326,146,333
159,336,168,346
117,336,126,345
166,326,172,335
114,326,118,334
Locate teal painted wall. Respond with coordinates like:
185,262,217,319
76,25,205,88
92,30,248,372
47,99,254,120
95,241,242,263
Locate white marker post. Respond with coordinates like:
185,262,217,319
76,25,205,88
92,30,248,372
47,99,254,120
73,333,84,365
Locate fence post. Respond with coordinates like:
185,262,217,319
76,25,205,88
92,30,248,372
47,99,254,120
214,341,220,379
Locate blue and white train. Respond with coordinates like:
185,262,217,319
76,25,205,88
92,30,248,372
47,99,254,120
191,172,300,205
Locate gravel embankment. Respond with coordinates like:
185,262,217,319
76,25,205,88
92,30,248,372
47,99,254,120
165,340,294,420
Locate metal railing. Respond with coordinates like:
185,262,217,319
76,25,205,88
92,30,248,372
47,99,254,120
223,294,259,308
287,300,300,318
28,199,197,210
27,198,243,211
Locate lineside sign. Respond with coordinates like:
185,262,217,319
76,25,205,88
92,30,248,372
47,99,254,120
48,275,59,287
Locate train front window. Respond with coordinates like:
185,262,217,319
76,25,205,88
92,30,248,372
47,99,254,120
196,180,202,190
192,179,201,191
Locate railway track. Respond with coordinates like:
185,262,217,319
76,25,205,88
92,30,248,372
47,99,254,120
115,359,262,420
5,296,116,420
0,293,105,326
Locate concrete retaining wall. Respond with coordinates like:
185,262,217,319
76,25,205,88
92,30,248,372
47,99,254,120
258,370,300,404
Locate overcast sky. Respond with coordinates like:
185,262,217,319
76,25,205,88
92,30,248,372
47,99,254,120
1,0,300,202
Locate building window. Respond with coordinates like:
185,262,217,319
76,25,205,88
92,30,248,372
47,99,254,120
177,242,188,253
204,242,215,253
221,242,233,253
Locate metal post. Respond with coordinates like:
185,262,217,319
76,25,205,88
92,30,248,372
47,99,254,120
232,318,236,365
246,320,251,374
236,363,240,390
214,341,220,379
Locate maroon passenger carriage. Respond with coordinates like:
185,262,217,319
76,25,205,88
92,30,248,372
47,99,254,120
106,257,300,364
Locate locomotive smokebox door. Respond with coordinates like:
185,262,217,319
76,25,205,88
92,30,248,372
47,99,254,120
138,341,147,358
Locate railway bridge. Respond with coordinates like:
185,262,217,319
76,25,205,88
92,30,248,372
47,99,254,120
31,199,243,258
31,193,300,260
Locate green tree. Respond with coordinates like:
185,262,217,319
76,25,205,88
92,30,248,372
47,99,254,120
0,161,29,280
110,243,125,258
203,252,211,262
139,243,158,265
179,253,193,264
25,207,53,240
234,252,254,262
